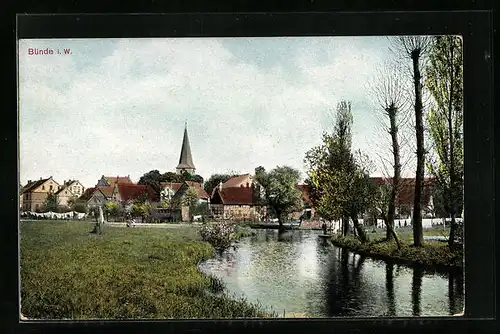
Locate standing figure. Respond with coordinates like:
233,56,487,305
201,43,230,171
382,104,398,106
321,221,327,235
91,206,104,234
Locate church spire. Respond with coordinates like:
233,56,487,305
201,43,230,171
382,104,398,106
176,122,196,174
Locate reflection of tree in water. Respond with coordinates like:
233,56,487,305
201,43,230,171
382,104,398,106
411,265,424,316
448,269,464,314
322,247,372,317
385,262,396,316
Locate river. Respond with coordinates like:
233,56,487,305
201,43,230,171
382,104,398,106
198,229,464,317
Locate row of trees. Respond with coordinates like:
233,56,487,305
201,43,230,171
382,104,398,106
304,35,463,249
137,169,204,201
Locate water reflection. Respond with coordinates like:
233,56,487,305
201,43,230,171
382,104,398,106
385,262,396,316
198,229,464,317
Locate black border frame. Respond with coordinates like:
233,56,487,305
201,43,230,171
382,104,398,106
7,10,495,334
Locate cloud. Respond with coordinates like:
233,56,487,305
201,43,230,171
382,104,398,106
19,37,397,188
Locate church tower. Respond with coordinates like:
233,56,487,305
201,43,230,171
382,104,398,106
176,122,196,175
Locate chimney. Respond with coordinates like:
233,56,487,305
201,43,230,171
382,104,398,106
40,177,42,180
218,181,223,191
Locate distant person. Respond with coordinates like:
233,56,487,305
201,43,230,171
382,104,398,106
321,222,327,235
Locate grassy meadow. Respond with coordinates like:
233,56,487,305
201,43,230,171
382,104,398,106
20,221,271,319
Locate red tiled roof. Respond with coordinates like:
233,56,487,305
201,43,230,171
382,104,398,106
370,177,435,206
116,184,155,202
79,187,97,201
160,182,183,193
296,184,313,206
185,181,210,199
97,186,115,198
216,187,256,205
21,178,51,193
104,176,133,186
221,174,251,188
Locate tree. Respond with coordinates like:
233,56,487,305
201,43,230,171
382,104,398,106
162,172,185,183
43,193,59,212
131,202,151,219
305,101,371,242
254,166,303,233
73,200,88,214
204,173,235,195
390,36,432,247
368,61,412,248
104,201,122,220
138,170,162,201
425,35,464,248
188,174,204,184
67,196,78,210
182,185,200,208
168,196,182,210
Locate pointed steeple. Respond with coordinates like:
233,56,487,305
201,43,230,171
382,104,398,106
176,122,196,174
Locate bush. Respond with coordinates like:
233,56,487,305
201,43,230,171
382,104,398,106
199,222,236,251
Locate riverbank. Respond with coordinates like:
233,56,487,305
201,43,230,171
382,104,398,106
328,234,463,270
20,220,272,319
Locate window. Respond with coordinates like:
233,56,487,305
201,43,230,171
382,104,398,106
35,204,39,209
42,186,45,190
24,193,28,200
50,185,53,191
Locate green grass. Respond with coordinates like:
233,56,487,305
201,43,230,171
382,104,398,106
20,221,273,319
330,232,463,268
366,226,451,243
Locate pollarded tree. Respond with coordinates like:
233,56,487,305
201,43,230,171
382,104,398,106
254,166,303,233
425,35,464,248
368,60,412,247
390,36,433,247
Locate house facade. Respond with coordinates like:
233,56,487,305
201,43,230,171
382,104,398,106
210,178,266,221
61,180,85,198
55,180,86,207
159,182,184,202
79,187,109,210
54,187,76,207
20,177,60,212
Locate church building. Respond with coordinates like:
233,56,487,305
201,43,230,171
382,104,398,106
176,123,196,175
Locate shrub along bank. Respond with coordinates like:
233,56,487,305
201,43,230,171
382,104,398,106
329,234,463,269
20,221,273,319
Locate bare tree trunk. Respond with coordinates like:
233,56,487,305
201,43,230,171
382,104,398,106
342,216,349,236
351,215,367,243
387,104,402,250
277,211,286,233
447,42,458,249
411,50,425,247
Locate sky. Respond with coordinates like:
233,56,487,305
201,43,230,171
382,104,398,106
18,36,418,189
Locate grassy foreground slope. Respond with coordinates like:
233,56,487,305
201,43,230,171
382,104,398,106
20,221,270,319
